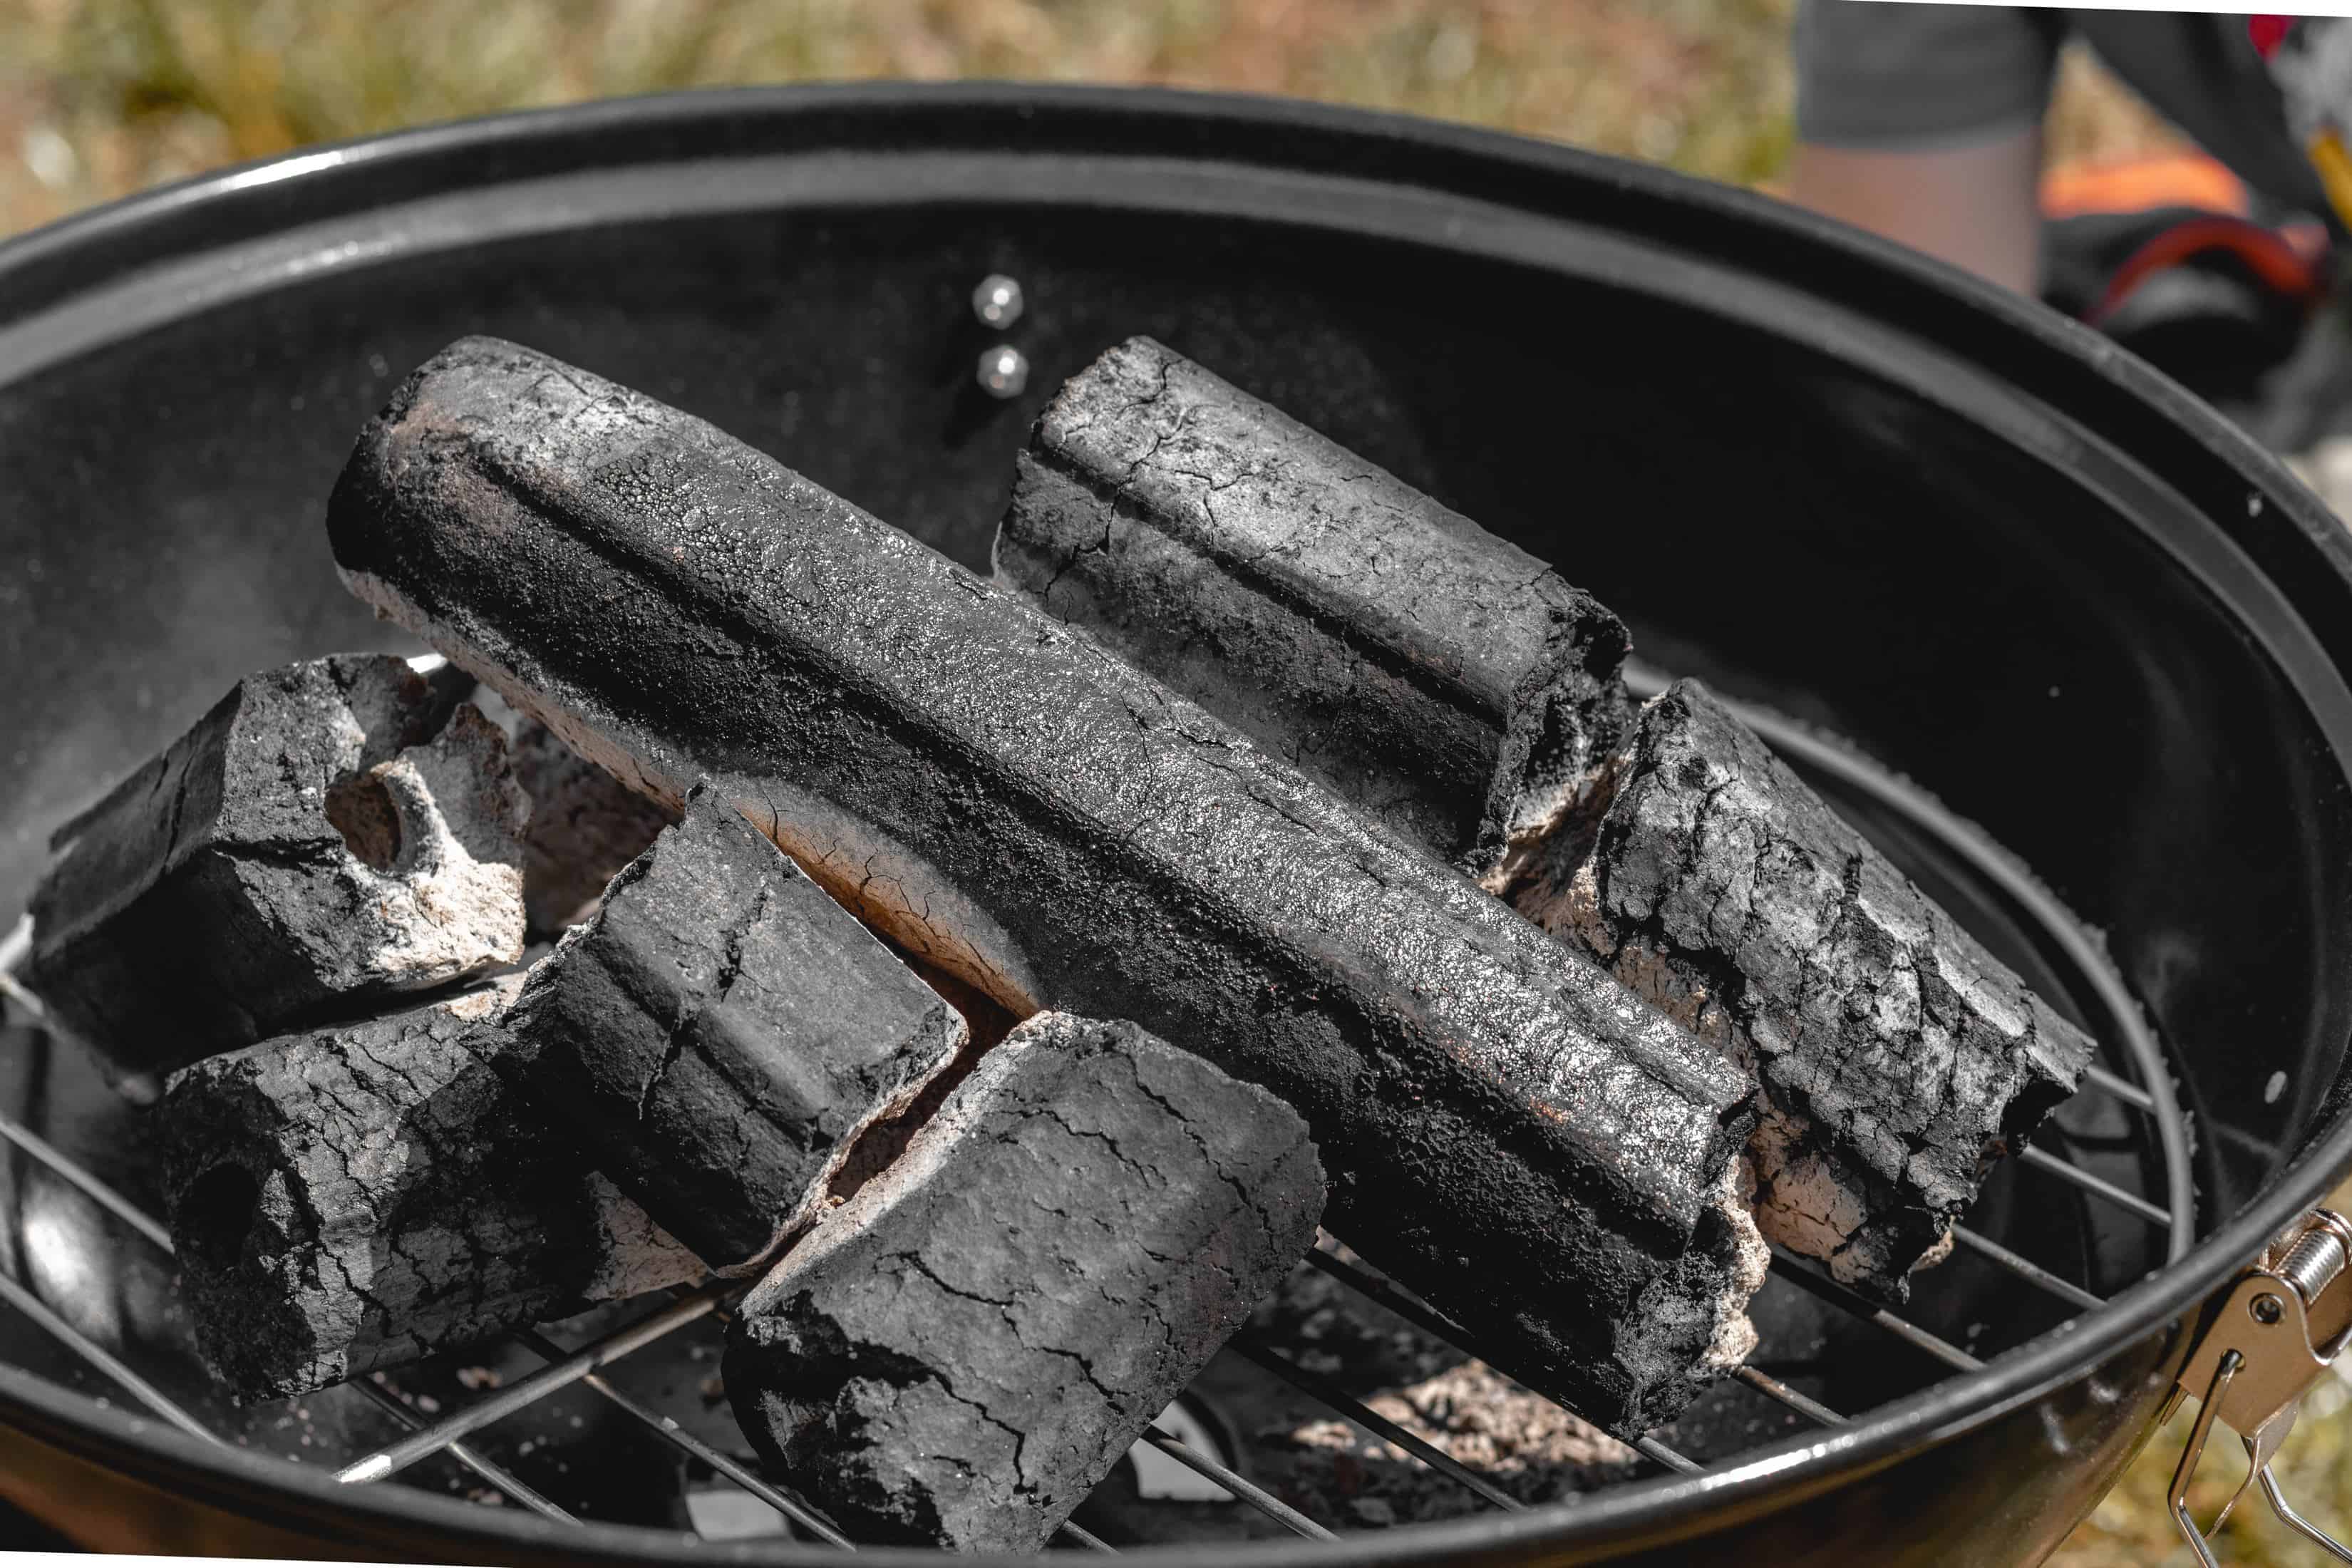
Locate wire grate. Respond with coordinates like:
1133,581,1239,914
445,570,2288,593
0,678,2197,1552
0,996,2182,1551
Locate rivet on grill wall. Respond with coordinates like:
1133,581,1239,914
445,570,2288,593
972,273,1025,329
978,345,1029,400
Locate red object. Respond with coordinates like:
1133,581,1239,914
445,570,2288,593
2250,13,2295,58
2084,215,2326,329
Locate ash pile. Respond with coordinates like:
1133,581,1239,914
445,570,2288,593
9,330,2096,1551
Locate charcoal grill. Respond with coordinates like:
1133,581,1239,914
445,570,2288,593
2,83,2351,1567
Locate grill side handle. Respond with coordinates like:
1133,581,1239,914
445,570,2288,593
2167,1207,2352,1564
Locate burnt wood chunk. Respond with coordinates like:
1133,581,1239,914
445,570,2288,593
326,336,1765,1433
510,717,679,937
1516,679,2096,1294
157,979,702,1401
505,783,967,1273
998,336,1634,880
726,1011,1326,1553
27,654,527,1076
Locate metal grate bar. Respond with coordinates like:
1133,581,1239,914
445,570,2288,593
1731,1366,1845,1427
1297,1246,1699,1475
351,1377,574,1523
2021,1145,2172,1226
2082,1063,2157,1113
1634,1437,1700,1475
1229,1335,1524,1512
1765,1249,1983,1374
336,1284,734,1485
0,1113,172,1252
0,1267,217,1445
1136,1427,1336,1541
1949,1226,2106,1312
0,918,52,1026
508,1327,851,1549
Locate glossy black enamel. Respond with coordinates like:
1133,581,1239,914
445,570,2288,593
4,83,2351,1566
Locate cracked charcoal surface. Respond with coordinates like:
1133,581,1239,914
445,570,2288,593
157,979,702,1401
510,716,681,937
505,782,966,1273
998,336,1634,881
326,336,1763,1433
26,654,528,1077
1514,679,2095,1295
725,1011,1326,1553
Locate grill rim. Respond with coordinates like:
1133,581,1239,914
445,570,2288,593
4,79,2351,1564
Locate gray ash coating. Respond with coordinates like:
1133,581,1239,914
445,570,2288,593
724,1012,1326,1553
1515,679,2095,1295
155,980,701,1401
27,654,527,1077
502,783,966,1274
324,336,1764,1433
998,335,1634,882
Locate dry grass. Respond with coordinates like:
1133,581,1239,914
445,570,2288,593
0,4,2317,1564
0,0,1805,234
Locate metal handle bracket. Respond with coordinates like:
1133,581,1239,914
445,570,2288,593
2170,1208,2352,1564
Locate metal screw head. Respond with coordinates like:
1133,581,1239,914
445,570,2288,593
977,345,1029,400
972,274,1025,329
2252,1291,2286,1325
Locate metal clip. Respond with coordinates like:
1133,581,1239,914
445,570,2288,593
2170,1208,2352,1564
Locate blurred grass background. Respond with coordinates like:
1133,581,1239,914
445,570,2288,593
0,0,2194,234
0,2,2337,1563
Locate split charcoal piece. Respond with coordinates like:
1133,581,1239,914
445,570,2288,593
157,978,703,1401
726,1011,1327,1553
504,781,967,1274
326,336,1766,1434
26,653,529,1078
510,716,680,938
997,335,1635,882
1514,679,2095,1296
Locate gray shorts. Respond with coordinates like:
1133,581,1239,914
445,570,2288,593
1794,1,2328,218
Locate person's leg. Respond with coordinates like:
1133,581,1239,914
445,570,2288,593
1788,123,2047,293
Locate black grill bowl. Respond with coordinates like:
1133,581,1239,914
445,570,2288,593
4,84,2352,1567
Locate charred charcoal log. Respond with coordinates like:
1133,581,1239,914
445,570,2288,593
504,783,966,1274
325,336,1765,1434
157,979,701,1401
996,341,2092,1299
996,336,1634,882
726,1012,1326,1553
509,717,679,937
1514,679,2095,1294
27,654,527,1077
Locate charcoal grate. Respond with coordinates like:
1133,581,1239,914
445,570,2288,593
0,676,2195,1554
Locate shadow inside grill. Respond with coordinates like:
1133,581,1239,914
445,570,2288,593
0,679,2189,1551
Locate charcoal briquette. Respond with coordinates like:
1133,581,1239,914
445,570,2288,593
157,979,702,1401
725,1011,1325,1552
27,655,527,1076
324,336,1765,1433
1513,679,2096,1293
504,783,967,1274
997,336,1634,880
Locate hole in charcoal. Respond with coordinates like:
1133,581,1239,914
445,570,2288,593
178,1164,261,1270
325,770,403,871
